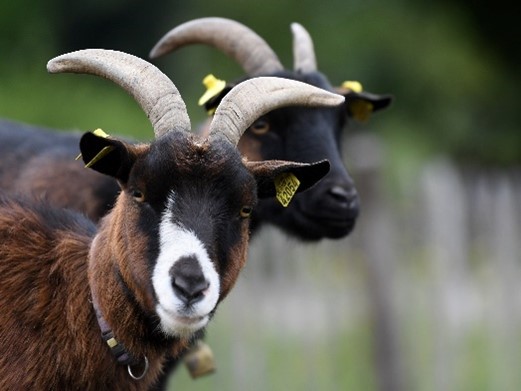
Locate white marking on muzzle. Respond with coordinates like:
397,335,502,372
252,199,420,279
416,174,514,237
152,195,220,337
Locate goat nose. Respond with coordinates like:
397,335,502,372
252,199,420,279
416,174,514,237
172,274,209,306
170,256,209,305
327,185,358,209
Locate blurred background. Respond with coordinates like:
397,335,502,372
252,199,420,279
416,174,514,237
1,1,519,390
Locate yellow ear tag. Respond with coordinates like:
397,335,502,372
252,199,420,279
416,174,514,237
348,99,374,123
76,128,114,168
340,81,373,121
198,74,226,111
341,80,363,93
274,172,301,207
92,128,110,138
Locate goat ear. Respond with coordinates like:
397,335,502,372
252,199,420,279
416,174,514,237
336,84,393,122
79,132,136,184
345,91,392,113
246,159,330,199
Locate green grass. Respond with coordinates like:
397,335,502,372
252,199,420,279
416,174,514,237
167,319,377,391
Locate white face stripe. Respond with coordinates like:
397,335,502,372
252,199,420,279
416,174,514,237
152,194,220,337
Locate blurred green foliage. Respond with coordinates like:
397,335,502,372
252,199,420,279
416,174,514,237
166,319,378,391
0,1,519,160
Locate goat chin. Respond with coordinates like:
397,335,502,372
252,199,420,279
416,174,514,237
156,306,210,337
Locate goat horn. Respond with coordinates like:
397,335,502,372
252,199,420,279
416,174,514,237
291,23,317,73
208,77,345,146
47,49,191,138
150,17,284,76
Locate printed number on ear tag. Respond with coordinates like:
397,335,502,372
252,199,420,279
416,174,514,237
275,173,300,207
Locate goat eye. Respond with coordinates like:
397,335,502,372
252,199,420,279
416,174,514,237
249,119,270,135
240,206,253,218
131,189,145,202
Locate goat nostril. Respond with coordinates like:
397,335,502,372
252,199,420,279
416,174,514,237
327,186,359,215
348,196,360,212
329,186,349,200
328,186,356,204
172,276,209,305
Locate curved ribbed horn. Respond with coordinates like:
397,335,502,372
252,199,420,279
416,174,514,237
291,23,317,73
150,17,284,76
208,77,345,146
47,49,191,138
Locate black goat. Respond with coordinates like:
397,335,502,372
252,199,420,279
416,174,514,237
150,17,393,241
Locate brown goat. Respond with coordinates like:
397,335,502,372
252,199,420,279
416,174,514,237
0,49,343,390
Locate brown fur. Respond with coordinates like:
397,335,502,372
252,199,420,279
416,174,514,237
0,195,185,390
219,222,250,299
12,154,119,221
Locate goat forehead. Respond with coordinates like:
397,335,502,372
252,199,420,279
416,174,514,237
262,105,343,158
129,134,256,207
147,132,245,172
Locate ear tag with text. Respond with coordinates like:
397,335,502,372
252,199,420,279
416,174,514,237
76,128,114,167
274,172,300,207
